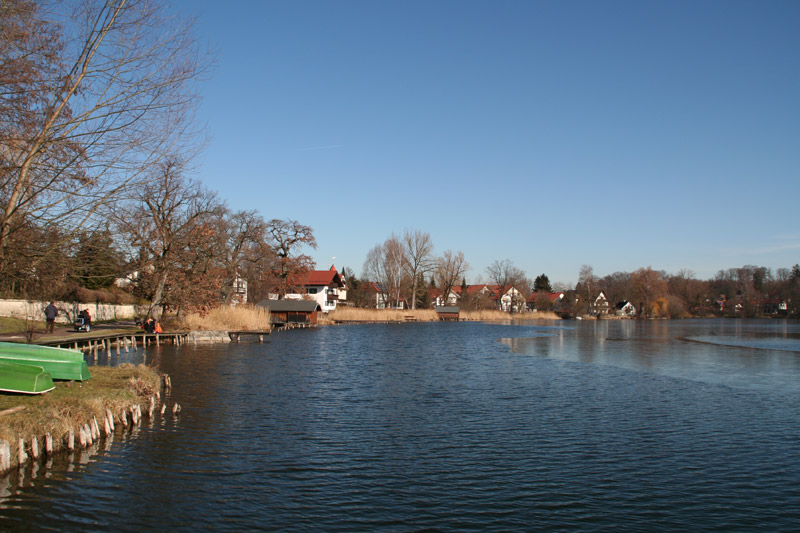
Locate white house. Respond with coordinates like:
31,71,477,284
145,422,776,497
615,300,636,317
432,288,459,308
282,265,346,313
367,282,406,309
231,276,248,305
592,291,610,315
497,286,526,313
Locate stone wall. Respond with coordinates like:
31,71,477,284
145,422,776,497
0,299,147,324
186,330,231,344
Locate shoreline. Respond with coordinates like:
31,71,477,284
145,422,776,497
0,365,172,474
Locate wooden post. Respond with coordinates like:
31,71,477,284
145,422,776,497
116,338,120,355
106,409,115,432
45,434,54,455
132,336,137,349
30,437,39,460
156,333,160,347
66,430,75,451
18,438,27,464
0,439,10,471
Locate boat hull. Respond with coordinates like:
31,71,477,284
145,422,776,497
0,342,90,381
0,361,56,394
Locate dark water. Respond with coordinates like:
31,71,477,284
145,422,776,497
2,319,800,531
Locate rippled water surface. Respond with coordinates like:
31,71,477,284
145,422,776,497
2,319,800,531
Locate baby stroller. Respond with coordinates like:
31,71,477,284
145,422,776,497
74,310,91,332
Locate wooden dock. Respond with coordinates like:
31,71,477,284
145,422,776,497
38,332,188,356
228,330,271,342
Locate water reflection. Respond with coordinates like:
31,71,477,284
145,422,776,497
501,319,800,393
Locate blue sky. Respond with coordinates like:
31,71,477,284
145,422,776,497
175,0,799,286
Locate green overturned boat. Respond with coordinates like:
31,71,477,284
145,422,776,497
0,361,55,394
0,342,90,381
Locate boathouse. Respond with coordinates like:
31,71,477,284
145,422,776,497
435,306,460,321
257,300,321,326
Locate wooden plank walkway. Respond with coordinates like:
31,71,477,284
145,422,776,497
38,332,189,355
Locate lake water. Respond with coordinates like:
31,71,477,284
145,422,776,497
2,319,800,531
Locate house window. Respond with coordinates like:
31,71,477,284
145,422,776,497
308,288,317,294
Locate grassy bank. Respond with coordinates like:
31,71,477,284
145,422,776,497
323,307,561,324
0,364,162,471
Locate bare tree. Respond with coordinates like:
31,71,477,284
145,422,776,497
217,210,267,304
362,234,405,308
486,259,527,312
112,160,224,319
577,264,596,314
265,219,316,297
402,229,434,309
434,250,468,308
631,266,668,318
0,0,213,265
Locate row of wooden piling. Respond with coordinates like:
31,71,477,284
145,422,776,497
0,375,180,473
52,333,188,356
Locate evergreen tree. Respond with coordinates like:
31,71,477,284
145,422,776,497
74,229,120,290
534,273,552,293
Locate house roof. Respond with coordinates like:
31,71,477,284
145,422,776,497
452,284,490,295
527,291,565,303
298,265,345,288
256,299,321,312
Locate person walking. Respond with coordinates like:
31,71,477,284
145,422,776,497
44,302,58,333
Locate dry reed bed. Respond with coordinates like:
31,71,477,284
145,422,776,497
183,304,270,331
323,308,560,324
0,364,170,473
183,305,558,329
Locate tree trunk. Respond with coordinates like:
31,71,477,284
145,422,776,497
151,268,169,320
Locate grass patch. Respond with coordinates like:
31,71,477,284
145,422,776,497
0,317,42,335
0,365,161,457
183,304,270,331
